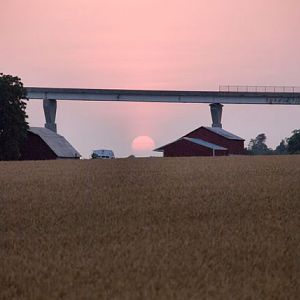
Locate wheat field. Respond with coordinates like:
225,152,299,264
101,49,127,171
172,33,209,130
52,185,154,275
0,156,299,299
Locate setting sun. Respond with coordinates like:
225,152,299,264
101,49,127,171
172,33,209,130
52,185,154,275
131,136,155,153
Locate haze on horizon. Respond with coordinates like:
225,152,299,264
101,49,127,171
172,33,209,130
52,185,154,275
1,0,300,157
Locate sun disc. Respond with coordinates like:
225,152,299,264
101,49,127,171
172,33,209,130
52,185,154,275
131,136,155,151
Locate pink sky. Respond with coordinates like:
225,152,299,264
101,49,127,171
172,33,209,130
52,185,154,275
1,0,300,157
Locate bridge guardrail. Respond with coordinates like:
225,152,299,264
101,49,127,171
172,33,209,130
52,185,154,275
219,85,300,93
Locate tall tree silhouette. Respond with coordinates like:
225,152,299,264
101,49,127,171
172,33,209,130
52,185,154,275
0,73,28,160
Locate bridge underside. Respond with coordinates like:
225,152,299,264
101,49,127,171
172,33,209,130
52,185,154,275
42,99,224,133
26,87,300,133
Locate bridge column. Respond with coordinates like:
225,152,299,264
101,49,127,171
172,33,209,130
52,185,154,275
43,98,57,132
210,103,223,128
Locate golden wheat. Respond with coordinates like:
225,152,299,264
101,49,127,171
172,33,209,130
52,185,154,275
0,156,299,299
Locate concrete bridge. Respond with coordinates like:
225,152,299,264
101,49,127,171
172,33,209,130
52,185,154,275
26,85,300,133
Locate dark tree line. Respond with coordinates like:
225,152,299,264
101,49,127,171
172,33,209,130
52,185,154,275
247,130,300,155
0,73,28,160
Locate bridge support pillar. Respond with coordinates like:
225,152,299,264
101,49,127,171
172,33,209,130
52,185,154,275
210,103,223,128
43,98,57,133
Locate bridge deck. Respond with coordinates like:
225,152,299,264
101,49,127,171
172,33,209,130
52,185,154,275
26,87,300,105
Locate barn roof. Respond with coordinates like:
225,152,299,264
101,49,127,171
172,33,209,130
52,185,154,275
29,127,81,158
183,137,227,150
203,127,244,140
154,137,227,152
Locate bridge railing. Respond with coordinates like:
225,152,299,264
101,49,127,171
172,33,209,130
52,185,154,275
219,85,300,93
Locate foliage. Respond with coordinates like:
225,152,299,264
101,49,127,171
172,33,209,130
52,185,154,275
274,139,288,155
0,157,299,299
0,73,28,160
287,129,300,154
247,133,273,155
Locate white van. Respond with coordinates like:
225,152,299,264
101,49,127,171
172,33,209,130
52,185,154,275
92,149,115,159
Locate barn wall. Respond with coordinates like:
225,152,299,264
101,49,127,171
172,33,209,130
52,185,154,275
162,139,228,157
215,149,228,156
185,128,245,155
20,133,57,160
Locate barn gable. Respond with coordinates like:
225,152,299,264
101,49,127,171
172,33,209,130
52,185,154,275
29,127,81,158
182,138,227,150
20,127,81,160
154,125,245,157
184,126,244,141
154,137,228,157
203,127,244,140
183,126,245,155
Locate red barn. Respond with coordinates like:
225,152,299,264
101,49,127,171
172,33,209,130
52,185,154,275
155,126,244,157
20,127,81,160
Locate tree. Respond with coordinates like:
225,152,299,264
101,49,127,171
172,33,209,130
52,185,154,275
287,130,300,154
247,133,273,155
274,139,288,155
0,73,28,160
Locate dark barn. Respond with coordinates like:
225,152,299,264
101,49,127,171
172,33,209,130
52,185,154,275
20,127,81,160
155,126,245,157
184,127,245,155
155,137,228,157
